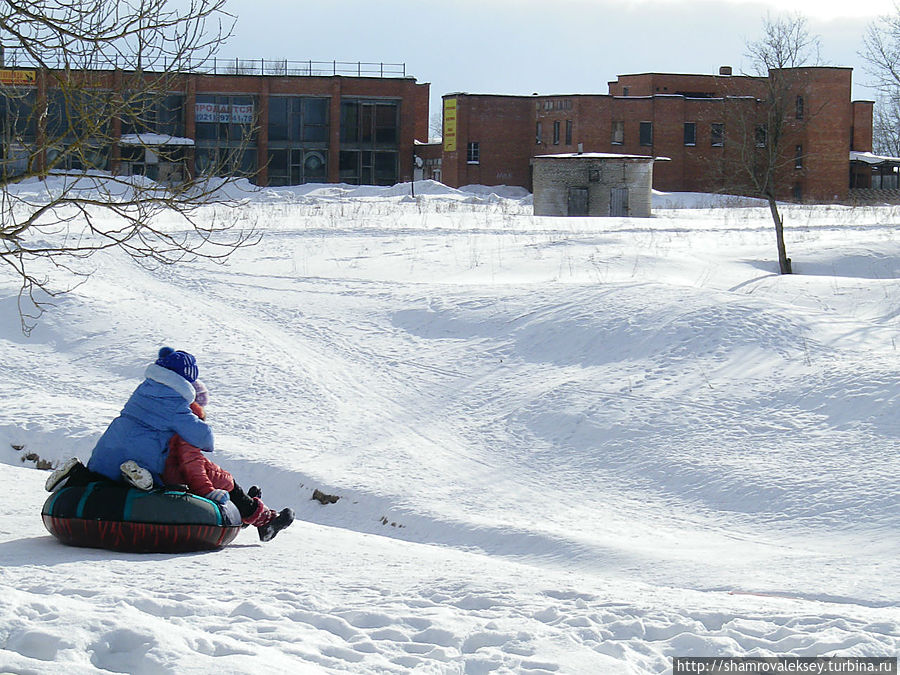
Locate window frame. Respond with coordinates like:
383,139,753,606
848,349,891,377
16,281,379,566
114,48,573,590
466,141,480,164
639,121,653,147
340,99,399,147
683,122,696,147
611,120,624,145
755,123,767,148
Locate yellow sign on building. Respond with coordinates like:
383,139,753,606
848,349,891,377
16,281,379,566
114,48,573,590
0,70,36,86
443,98,457,153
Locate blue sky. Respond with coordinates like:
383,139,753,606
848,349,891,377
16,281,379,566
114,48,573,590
220,0,893,119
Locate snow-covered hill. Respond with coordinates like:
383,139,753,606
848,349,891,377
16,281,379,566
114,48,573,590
1,180,898,673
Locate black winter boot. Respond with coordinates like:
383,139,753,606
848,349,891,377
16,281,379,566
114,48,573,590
258,507,294,542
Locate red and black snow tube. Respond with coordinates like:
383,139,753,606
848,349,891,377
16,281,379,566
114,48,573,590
41,482,242,553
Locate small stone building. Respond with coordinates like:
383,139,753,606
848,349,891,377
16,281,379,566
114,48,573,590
532,152,660,217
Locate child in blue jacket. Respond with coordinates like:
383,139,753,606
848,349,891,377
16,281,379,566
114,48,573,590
46,347,213,491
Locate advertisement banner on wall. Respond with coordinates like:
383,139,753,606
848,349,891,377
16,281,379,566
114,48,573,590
443,99,457,153
0,70,36,86
195,103,254,124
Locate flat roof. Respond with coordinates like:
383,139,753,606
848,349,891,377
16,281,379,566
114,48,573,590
850,150,900,164
535,152,661,161
614,66,852,78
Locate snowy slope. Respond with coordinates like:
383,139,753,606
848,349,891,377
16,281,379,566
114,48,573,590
1,180,898,673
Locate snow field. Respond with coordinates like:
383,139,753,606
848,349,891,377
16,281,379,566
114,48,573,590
1,180,899,673
3,465,898,674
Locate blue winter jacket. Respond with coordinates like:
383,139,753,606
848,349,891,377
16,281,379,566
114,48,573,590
87,364,214,485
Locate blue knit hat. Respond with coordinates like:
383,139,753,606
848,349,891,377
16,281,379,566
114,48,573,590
155,347,199,383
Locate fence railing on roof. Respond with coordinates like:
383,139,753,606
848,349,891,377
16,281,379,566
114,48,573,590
216,59,408,78
0,49,408,79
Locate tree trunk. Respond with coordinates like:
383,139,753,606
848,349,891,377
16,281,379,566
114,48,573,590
767,196,792,274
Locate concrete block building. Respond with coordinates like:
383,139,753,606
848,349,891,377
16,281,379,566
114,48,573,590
441,67,874,202
532,153,657,217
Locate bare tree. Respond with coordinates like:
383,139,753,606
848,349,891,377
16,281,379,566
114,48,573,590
717,13,821,274
872,93,900,156
0,1,260,333
429,111,443,141
862,8,900,156
862,6,900,93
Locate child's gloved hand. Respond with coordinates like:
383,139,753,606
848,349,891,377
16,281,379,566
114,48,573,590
205,489,229,505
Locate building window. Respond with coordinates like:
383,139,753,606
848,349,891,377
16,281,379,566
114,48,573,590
339,99,399,185
46,89,116,141
639,121,653,147
267,148,327,187
755,123,767,148
121,93,184,138
338,150,397,186
553,120,560,145
793,183,803,201
195,147,256,177
0,89,37,143
467,141,480,164
268,97,329,144
623,87,630,96
565,120,573,145
711,123,724,147
536,121,543,144
684,122,696,146
796,95,804,120
266,96,330,186
795,144,803,169
611,120,624,145
340,99,398,145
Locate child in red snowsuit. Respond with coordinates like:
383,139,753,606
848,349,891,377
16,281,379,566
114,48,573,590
162,381,293,542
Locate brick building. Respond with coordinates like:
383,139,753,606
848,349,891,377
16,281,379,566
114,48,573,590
0,61,430,186
441,67,874,202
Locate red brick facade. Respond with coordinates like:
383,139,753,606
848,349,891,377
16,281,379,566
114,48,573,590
442,68,874,202
185,73,429,185
10,67,430,186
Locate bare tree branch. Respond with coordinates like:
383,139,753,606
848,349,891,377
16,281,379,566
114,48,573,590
0,0,261,334
861,6,900,159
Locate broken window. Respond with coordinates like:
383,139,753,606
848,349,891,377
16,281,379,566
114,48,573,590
755,123,767,148
611,121,624,145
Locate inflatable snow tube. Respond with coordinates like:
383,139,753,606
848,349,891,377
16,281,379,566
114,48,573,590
41,482,242,553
